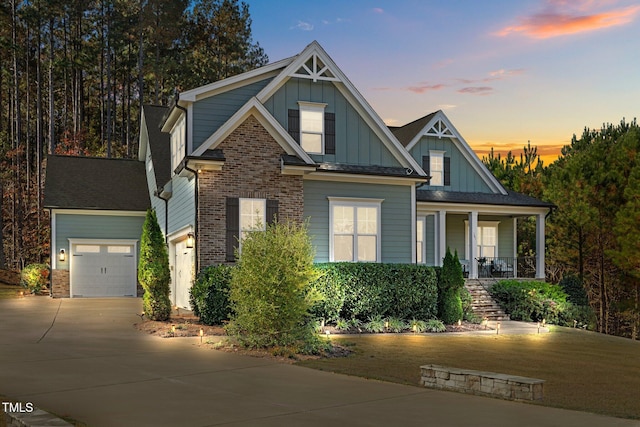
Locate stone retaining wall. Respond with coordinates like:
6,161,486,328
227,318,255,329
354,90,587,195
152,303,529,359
2,408,72,426
0,269,20,286
420,364,544,401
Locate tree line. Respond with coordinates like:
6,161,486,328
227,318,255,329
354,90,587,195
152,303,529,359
484,120,640,339
0,0,268,270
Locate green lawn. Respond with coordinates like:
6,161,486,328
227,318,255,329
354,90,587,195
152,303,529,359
0,282,22,299
298,327,640,420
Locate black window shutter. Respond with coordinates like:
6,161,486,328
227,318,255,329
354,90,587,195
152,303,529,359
324,112,335,155
226,198,239,262
288,109,300,143
444,157,451,186
266,199,279,225
422,156,430,176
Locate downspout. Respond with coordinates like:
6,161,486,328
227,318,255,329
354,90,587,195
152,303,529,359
175,100,199,274
154,189,170,245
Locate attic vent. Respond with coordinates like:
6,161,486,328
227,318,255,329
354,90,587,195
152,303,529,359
425,119,454,139
291,54,339,83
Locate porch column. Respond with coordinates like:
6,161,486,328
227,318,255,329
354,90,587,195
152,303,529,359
513,217,518,278
536,213,546,279
437,210,446,266
468,211,478,279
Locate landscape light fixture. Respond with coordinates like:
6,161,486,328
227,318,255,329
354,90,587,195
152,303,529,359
186,232,195,249
59,249,66,262
496,321,501,335
199,328,204,344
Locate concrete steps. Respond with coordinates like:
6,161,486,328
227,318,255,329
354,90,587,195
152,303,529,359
465,279,509,321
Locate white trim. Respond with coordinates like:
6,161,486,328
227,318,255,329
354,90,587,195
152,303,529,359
187,104,194,155
405,111,506,194
167,224,194,242
411,183,416,263
416,216,425,264
298,102,326,154
329,198,382,263
464,220,500,262
305,172,422,186
429,150,445,187
167,227,194,308
179,58,294,102
281,163,317,175
51,211,57,269
416,201,549,216
437,211,446,266
536,213,546,279
255,41,425,175
51,209,146,217
191,97,315,165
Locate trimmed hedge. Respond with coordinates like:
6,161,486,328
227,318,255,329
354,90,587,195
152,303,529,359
309,263,438,322
189,265,232,325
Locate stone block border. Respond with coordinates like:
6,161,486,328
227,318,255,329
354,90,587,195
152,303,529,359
3,408,73,427
420,364,544,401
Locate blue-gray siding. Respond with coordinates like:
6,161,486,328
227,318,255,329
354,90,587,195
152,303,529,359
55,213,145,270
446,214,515,261
410,135,492,193
191,78,273,152
167,175,195,235
264,78,401,167
145,149,167,235
303,180,413,263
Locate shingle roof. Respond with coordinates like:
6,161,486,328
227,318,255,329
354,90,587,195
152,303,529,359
417,189,555,209
44,155,150,211
142,105,171,189
389,111,438,147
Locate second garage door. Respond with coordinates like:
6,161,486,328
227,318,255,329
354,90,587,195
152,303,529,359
70,242,137,297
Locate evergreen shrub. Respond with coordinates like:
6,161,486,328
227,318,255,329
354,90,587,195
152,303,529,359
138,209,171,321
309,263,438,322
190,265,232,325
437,248,464,324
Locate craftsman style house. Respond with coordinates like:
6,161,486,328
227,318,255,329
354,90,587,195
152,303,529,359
45,41,553,306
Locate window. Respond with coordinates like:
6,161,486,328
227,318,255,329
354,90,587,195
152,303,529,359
299,102,325,154
239,198,266,249
330,198,382,262
477,225,497,258
416,218,425,264
430,151,444,186
170,115,186,175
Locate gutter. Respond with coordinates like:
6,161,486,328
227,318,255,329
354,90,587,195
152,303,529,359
154,188,170,245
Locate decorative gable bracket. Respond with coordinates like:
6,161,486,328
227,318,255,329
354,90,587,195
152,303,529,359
290,53,339,83
425,119,454,139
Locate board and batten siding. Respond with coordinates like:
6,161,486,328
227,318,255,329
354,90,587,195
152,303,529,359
263,78,401,167
54,213,145,270
191,77,274,152
303,180,412,263
410,136,492,193
167,175,195,235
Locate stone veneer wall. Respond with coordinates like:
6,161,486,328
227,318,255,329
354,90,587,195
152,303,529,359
198,115,304,267
0,269,20,285
51,269,70,298
420,364,544,401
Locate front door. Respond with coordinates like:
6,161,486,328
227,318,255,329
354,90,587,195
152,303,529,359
174,240,192,309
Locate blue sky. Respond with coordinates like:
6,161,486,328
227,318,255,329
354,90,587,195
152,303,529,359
245,0,640,163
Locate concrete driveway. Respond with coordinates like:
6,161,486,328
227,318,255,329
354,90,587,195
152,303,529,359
0,297,637,427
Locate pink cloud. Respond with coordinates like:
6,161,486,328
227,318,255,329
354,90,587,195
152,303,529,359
407,83,447,94
496,3,640,39
372,8,384,14
458,87,494,95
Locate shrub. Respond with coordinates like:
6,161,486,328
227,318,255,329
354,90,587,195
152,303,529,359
408,318,427,333
138,209,171,321
21,263,49,294
364,315,386,333
310,263,438,321
438,248,464,324
559,274,589,306
190,265,232,325
425,319,446,333
386,317,406,333
227,220,321,350
490,280,570,324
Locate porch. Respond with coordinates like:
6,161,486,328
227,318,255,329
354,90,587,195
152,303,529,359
462,256,538,279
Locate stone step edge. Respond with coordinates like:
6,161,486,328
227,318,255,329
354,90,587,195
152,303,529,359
3,407,73,427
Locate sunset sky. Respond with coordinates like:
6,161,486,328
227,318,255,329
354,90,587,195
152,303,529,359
245,0,640,165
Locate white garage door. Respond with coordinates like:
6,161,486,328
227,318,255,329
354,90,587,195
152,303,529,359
71,243,137,297
174,240,192,309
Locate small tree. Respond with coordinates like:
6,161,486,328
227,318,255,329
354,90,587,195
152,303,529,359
138,209,171,321
438,248,464,324
227,219,321,350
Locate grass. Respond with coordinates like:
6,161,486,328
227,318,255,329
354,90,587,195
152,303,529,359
297,327,640,420
0,282,23,299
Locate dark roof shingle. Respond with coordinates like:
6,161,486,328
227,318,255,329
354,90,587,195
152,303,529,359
44,155,150,211
390,111,438,147
417,189,555,209
142,104,171,189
